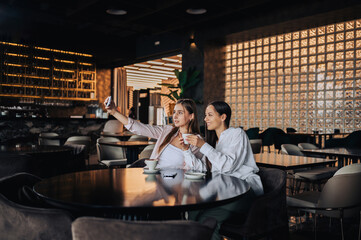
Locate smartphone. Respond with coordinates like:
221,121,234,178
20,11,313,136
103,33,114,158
105,96,112,107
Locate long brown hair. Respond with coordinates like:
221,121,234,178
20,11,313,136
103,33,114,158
158,99,200,153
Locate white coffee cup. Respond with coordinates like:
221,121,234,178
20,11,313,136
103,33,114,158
182,133,193,145
144,159,158,170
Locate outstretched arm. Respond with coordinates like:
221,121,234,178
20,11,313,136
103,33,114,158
104,96,129,125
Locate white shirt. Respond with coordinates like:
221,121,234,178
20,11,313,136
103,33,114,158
158,144,184,169
184,127,260,179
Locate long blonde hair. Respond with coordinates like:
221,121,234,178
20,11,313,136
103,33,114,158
158,99,200,153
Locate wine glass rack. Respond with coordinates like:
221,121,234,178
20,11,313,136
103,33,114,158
0,41,96,101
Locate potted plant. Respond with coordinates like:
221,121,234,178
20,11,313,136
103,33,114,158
158,67,201,102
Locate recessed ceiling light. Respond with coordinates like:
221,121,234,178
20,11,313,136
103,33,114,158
106,9,127,15
186,8,207,15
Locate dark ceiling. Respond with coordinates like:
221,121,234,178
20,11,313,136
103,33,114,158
1,0,361,67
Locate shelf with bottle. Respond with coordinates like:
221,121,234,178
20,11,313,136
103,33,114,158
0,40,96,102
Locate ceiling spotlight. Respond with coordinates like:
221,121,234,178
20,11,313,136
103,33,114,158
186,8,207,15
106,9,127,15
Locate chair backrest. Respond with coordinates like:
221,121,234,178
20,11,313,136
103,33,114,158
231,167,288,236
345,130,361,148
97,137,120,143
298,142,319,150
249,139,262,154
128,135,148,141
0,172,72,240
245,127,259,140
260,128,285,147
38,132,60,146
0,172,41,205
103,120,123,133
66,136,91,143
39,132,59,137
325,138,346,148
143,144,155,151
0,194,72,240
96,143,126,161
286,127,297,133
139,148,153,159
318,173,361,218
65,136,91,155
334,163,361,176
281,144,304,156
72,217,216,240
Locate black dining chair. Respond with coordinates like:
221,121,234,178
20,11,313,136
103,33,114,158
286,127,297,133
103,120,123,133
287,172,361,240
0,173,73,240
245,127,260,140
260,127,286,153
0,172,42,206
249,139,262,154
128,134,149,141
220,168,289,240
325,130,361,149
72,216,217,240
281,144,337,193
38,132,60,146
64,136,91,166
96,137,127,167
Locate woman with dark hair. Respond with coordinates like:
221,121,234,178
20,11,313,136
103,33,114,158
104,97,202,169
184,101,262,184
183,101,263,240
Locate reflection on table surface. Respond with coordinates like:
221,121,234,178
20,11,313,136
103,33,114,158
33,168,250,212
254,152,336,170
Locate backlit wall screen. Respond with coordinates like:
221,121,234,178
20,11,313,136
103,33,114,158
225,20,361,133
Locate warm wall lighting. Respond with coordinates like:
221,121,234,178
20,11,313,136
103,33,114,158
5,53,28,57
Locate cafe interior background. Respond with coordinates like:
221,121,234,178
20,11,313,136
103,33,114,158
0,0,361,239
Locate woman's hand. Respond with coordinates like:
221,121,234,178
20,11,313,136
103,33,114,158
103,97,117,115
186,135,205,148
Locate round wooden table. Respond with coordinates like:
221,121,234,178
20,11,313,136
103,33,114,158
33,168,250,219
0,144,74,178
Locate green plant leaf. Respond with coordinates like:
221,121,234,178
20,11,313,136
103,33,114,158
177,70,187,87
170,90,180,100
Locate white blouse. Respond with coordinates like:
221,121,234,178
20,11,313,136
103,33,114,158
157,144,184,169
184,128,261,179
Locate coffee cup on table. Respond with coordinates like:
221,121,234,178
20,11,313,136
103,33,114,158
144,159,158,170
182,133,193,145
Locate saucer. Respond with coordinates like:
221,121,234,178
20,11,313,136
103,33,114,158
143,167,160,174
184,172,206,180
